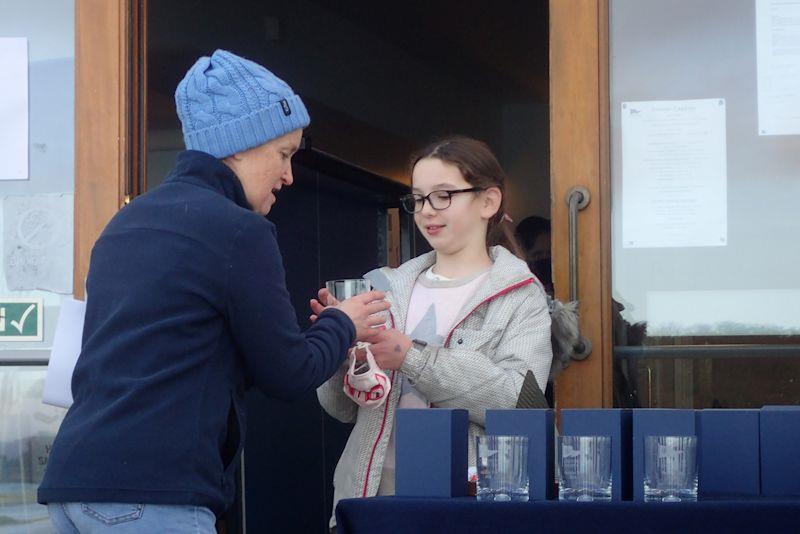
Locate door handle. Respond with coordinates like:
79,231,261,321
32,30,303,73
565,186,592,361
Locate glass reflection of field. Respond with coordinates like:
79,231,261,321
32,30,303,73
0,483,50,534
0,368,67,534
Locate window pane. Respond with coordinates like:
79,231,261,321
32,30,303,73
610,0,800,408
0,366,65,533
0,0,76,356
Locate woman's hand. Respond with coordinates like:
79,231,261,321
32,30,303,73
314,288,338,307
309,289,388,343
366,329,412,370
308,288,337,321
308,288,339,321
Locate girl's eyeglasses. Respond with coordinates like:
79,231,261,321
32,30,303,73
400,187,484,214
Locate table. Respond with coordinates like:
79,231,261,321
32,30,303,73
336,497,800,533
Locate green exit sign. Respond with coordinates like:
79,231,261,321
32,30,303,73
0,298,43,341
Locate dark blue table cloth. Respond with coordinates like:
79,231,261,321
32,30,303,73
336,497,800,533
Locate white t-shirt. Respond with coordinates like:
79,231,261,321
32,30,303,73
378,266,489,494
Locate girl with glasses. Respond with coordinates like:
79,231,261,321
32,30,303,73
314,136,553,529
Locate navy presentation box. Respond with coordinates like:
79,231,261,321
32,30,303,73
632,409,697,501
760,406,800,497
561,409,632,500
395,408,469,497
485,409,555,500
697,410,760,498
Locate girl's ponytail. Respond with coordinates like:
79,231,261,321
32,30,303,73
488,214,524,258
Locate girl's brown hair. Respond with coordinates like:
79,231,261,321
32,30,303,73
410,136,523,257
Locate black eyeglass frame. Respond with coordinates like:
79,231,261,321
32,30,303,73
400,187,485,214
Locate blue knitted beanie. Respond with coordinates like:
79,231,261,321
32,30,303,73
175,50,310,158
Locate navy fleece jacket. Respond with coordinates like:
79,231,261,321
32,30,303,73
38,150,355,516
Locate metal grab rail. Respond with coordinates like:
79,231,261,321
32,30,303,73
615,344,800,359
565,186,592,360
566,186,591,302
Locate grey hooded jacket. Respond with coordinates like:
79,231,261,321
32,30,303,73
318,246,553,525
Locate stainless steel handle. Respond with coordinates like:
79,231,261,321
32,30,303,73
565,186,592,361
566,186,591,301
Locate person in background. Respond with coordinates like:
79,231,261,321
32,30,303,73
38,50,388,533
514,215,553,296
314,136,553,531
514,214,644,407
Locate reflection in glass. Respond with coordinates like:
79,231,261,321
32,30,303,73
0,1,76,352
0,367,66,533
610,0,800,408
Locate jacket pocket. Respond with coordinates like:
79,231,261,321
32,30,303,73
449,328,502,352
80,503,144,525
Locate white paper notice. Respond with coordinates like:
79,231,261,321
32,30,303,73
757,0,800,136
42,297,86,408
621,99,727,249
0,38,29,180
3,193,74,293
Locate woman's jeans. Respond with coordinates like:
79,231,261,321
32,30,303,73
48,502,216,533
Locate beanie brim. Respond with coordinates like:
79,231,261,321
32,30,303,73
183,93,310,158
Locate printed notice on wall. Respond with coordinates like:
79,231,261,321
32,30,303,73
3,194,74,293
621,99,727,249
0,38,29,180
757,0,800,136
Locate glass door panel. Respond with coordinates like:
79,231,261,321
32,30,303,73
610,0,800,408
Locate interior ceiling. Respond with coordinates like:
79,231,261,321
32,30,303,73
146,1,550,129
306,0,549,99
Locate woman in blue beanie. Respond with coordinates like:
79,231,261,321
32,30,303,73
38,50,388,533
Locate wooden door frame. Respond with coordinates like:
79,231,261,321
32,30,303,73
74,0,614,407
551,0,613,408
74,0,141,298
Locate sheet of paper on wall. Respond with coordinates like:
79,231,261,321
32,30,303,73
756,0,800,136
42,296,86,408
3,193,74,293
0,38,29,180
621,98,727,249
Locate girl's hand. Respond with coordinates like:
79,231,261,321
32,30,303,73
367,329,412,370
